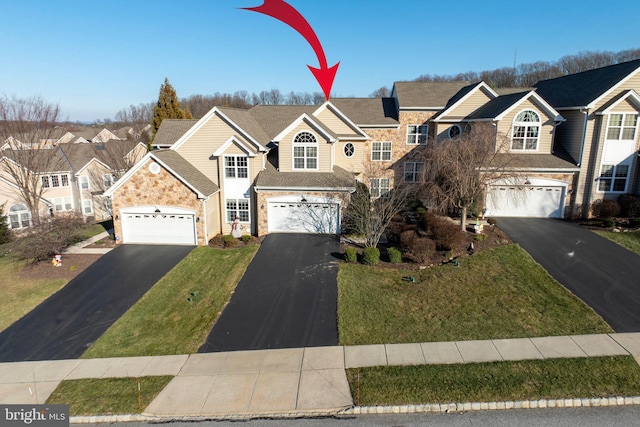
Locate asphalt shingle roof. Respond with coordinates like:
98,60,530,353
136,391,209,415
467,91,531,120
59,140,140,172
393,81,471,109
152,119,198,147
153,150,219,197
534,59,640,108
255,162,355,190
329,98,399,125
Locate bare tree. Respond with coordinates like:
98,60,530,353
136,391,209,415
419,123,515,231
0,96,64,224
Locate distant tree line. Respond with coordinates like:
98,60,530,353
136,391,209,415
110,48,640,125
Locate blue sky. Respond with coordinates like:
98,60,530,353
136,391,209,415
1,0,639,122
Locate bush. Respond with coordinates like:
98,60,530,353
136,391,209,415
11,214,86,262
400,229,417,252
241,234,251,243
416,207,427,217
630,218,640,228
0,204,10,245
408,238,436,263
591,199,621,218
474,233,487,242
344,247,358,263
387,247,402,264
427,215,463,251
602,218,616,228
222,234,239,247
487,218,498,226
618,194,640,217
362,246,380,265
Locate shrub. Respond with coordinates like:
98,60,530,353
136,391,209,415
408,238,436,263
487,218,498,226
387,247,402,264
602,218,616,228
0,204,10,245
618,194,640,217
11,214,86,262
630,218,640,228
241,234,251,243
222,234,239,247
428,215,463,251
399,229,417,252
362,246,380,265
344,247,358,263
591,199,621,218
474,233,487,242
416,207,427,217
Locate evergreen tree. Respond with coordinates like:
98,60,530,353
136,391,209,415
151,78,192,134
0,204,11,244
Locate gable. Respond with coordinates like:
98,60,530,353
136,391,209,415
312,103,369,139
437,84,497,121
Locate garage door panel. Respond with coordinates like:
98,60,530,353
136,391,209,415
487,186,565,218
122,212,196,245
268,202,339,234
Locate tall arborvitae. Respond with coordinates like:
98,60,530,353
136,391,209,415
151,78,192,134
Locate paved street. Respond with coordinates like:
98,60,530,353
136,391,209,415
498,218,640,332
200,234,340,353
0,245,193,362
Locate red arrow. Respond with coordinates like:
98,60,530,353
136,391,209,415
241,0,339,100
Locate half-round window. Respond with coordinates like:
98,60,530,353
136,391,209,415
448,125,462,139
8,204,31,229
344,142,355,158
294,131,317,144
511,110,541,151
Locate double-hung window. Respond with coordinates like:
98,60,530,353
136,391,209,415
8,204,31,229
370,178,391,198
371,141,392,161
53,197,73,212
598,164,629,192
404,162,424,182
41,176,50,188
102,174,114,189
511,110,540,151
50,175,60,187
606,113,638,141
293,131,318,170
79,175,90,190
226,198,250,222
407,125,428,145
82,199,93,214
225,156,248,178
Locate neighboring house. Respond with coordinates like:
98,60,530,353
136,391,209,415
100,60,640,245
534,59,640,216
0,140,146,229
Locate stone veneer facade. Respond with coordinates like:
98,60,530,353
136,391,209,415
111,159,208,245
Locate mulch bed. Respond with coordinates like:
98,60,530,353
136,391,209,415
19,254,102,281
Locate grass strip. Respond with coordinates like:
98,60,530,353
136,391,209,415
82,245,258,358
347,356,640,406
338,244,612,345
0,257,67,332
595,230,640,255
45,376,173,416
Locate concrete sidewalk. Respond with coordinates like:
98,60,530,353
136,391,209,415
63,230,113,255
1,333,640,418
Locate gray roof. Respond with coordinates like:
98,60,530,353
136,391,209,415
219,107,272,145
393,81,471,109
152,119,198,147
534,59,640,108
495,87,535,95
494,151,579,170
59,140,140,172
255,162,355,190
153,150,219,197
2,148,68,173
248,105,316,141
329,98,399,125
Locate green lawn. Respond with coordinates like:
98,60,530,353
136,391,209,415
595,230,640,255
46,376,173,416
82,245,258,358
347,356,640,405
0,257,67,332
338,244,612,345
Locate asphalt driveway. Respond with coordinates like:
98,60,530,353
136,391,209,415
498,218,640,332
199,233,339,353
0,245,193,362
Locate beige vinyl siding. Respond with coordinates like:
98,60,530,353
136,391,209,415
611,98,639,112
435,123,465,142
175,114,254,180
445,89,493,119
204,195,220,239
278,123,332,173
315,108,360,137
554,109,587,164
593,72,640,110
575,114,606,211
496,99,555,154
334,140,365,173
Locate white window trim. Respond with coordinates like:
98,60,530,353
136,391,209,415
8,204,31,229
102,173,115,189
370,178,391,198
406,124,428,145
404,162,424,183
52,196,73,212
343,142,355,158
597,163,630,193
224,155,249,179
510,109,541,151
371,141,392,162
79,175,90,190
448,124,462,139
82,199,93,214
226,198,251,223
605,112,638,142
292,131,319,171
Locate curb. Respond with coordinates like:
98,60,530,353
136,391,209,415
69,397,640,423
344,396,640,415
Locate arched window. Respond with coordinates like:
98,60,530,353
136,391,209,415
511,110,540,151
293,131,318,170
8,204,31,229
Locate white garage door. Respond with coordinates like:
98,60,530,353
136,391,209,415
486,184,566,218
268,200,340,234
121,206,196,245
